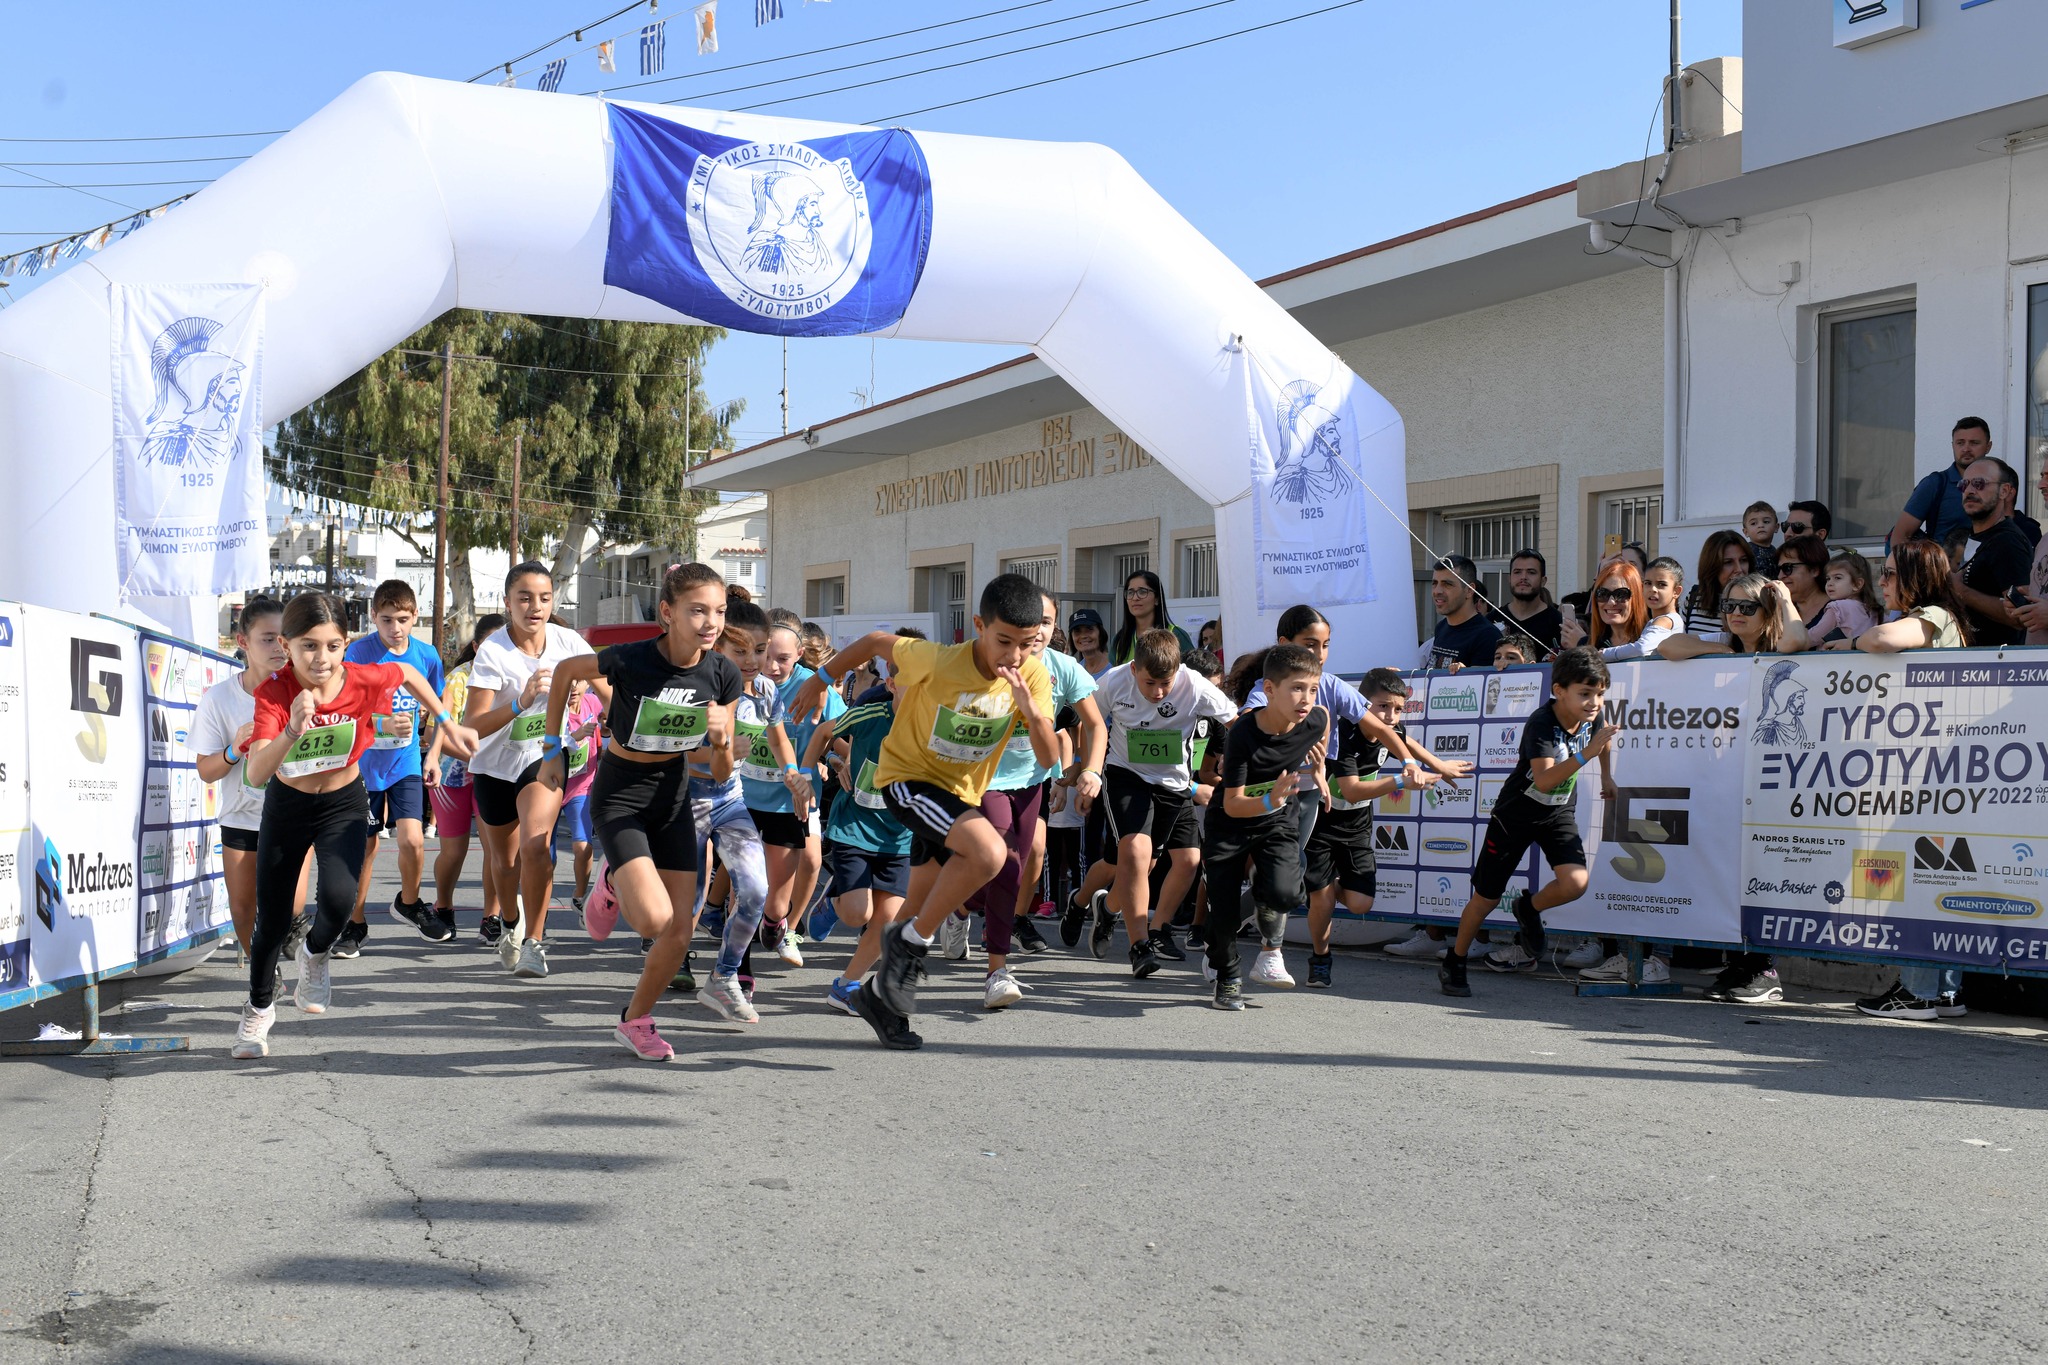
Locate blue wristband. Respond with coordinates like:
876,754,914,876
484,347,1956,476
541,734,564,759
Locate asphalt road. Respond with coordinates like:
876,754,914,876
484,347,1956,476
4,852,2047,1364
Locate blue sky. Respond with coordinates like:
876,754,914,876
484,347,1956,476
3,0,1740,458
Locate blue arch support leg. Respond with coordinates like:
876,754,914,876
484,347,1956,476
1573,938,1683,999
0,980,192,1057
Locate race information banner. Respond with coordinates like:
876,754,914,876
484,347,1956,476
138,631,232,958
0,603,28,1004
1741,650,2048,971
23,607,144,989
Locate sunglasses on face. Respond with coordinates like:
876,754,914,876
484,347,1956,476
1784,521,1812,535
1777,563,1807,578
1593,586,1633,605
1959,477,1997,493
1724,599,1763,617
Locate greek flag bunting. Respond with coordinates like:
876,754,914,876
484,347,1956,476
640,19,666,75
537,58,567,92
598,39,616,73
757,0,783,24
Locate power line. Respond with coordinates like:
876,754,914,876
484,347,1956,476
393,347,696,382
269,444,708,515
0,180,216,190
0,154,252,167
466,0,655,82
0,130,284,143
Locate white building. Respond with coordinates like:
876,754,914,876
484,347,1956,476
571,494,769,626
689,3,2048,663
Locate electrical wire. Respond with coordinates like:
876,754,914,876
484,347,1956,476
0,130,284,143
466,0,655,82
270,439,719,513
0,180,216,190
0,154,252,167
392,347,696,381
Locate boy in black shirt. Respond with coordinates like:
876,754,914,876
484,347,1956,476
1440,648,1618,998
1200,644,1329,1010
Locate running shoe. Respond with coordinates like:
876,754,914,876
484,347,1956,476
738,973,756,1002
583,870,620,943
1013,915,1048,955
478,914,506,949
670,951,698,995
809,904,840,942
498,924,523,971
1089,891,1116,960
1856,982,1937,1021
940,911,971,961
614,1014,675,1061
638,937,654,954
1306,952,1333,988
983,967,1025,1010
390,893,436,938
1129,939,1163,980
853,976,924,1049
1211,977,1245,1011
281,910,312,963
428,908,458,942
698,972,760,1024
330,920,366,960
1488,944,1539,973
231,1001,276,1059
760,917,786,952
1726,970,1784,1004
1577,953,1630,981
1640,957,1672,985
1935,991,1968,1019
1510,889,1546,958
871,923,929,1019
1059,892,1087,948
1250,948,1294,988
701,903,728,939
1149,927,1187,963
1562,940,1605,971
514,939,549,979
294,941,332,1013
777,931,805,967
1438,951,1471,998
1383,927,1443,959
827,978,861,1016
1701,964,1747,1002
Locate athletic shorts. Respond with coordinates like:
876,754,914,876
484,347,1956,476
472,759,544,829
558,793,592,845
365,774,425,836
590,753,697,873
749,806,817,850
827,843,910,898
221,824,260,854
430,780,475,841
1472,801,1585,900
1305,814,1377,896
1101,766,1200,856
882,779,975,866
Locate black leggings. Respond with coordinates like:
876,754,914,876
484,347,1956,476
1046,825,1083,915
249,777,369,1009
1201,816,1304,981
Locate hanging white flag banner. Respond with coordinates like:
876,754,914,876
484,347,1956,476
111,283,268,598
1243,349,1383,610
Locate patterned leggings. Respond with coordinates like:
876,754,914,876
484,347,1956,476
691,784,769,979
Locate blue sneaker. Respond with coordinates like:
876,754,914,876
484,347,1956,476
700,903,727,939
827,978,860,1016
809,904,840,942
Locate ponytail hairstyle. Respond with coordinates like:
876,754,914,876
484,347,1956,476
1221,649,1271,706
235,594,284,636
280,592,348,639
456,613,507,668
504,559,553,595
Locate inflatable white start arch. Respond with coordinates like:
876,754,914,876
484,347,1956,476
0,73,1412,666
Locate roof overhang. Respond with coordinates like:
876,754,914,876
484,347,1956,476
690,183,1644,492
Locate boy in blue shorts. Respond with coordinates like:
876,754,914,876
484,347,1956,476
344,580,446,953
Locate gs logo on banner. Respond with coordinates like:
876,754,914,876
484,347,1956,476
1604,786,1690,884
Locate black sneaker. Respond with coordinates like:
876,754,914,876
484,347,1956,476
330,920,367,959
1511,889,1546,958
281,911,312,963
1856,982,1937,1021
1726,969,1784,1004
1438,950,1471,998
1013,915,1048,955
1935,990,1968,1019
427,908,458,942
1701,964,1746,1002
638,937,654,954
1149,927,1187,963
1306,951,1333,988
1059,892,1087,948
871,923,929,1018
1211,977,1245,1011
1089,890,1116,960
1129,939,1162,980
669,950,698,994
760,917,786,951
853,974,925,1049
478,914,506,948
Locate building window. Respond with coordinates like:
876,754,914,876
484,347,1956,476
2026,284,2048,518
1418,503,1539,629
1598,490,1662,561
1003,556,1059,593
806,575,846,617
1822,305,1916,542
915,563,968,642
1177,538,1218,599
732,559,754,583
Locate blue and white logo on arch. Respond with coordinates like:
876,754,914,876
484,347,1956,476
605,106,933,338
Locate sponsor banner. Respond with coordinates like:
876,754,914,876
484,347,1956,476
0,602,28,1004
1482,667,1547,721
1741,650,2048,970
136,630,232,957
1423,672,1484,723
23,607,143,987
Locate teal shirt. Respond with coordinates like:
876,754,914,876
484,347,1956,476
989,648,1098,792
826,685,911,855
742,664,845,812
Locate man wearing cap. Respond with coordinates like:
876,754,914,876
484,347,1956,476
1067,607,1112,678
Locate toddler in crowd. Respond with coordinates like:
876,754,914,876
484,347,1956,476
1813,550,1884,646
1742,500,1780,579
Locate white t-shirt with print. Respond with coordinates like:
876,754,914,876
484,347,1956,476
190,674,266,832
466,624,595,782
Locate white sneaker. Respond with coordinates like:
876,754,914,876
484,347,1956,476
1202,958,1218,984
1383,928,1443,959
1561,940,1605,970
514,939,549,978
1577,953,1630,982
983,968,1025,1011
1484,944,1538,973
698,973,760,1024
294,941,331,1014
1640,956,1672,985
498,921,523,971
940,911,970,961
232,1001,276,1058
1250,948,1295,988
777,933,805,967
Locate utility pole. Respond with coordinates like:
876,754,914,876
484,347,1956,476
781,337,789,435
684,357,693,468
433,340,452,652
1667,0,1685,147
509,431,523,564
323,505,336,594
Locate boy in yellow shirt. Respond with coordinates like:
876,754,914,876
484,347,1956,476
789,574,1057,1048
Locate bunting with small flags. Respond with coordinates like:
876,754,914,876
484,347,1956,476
756,0,783,23
598,39,616,72
640,18,666,74
537,58,567,91
695,1,719,53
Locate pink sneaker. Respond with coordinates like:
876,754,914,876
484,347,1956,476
584,866,620,942
613,1014,673,1061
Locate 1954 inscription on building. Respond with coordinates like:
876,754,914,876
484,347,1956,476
873,417,1154,516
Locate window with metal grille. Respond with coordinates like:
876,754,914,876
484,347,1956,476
1418,504,1541,628
1178,538,1218,598
731,559,754,583
1599,491,1663,560
806,576,845,617
1003,556,1059,593
1114,550,1150,587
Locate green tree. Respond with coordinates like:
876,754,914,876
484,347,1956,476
269,310,738,644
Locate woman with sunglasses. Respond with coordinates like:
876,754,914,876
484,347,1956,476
1109,569,1193,666
1558,561,1681,661
1681,531,1755,641
1658,573,1809,660
1774,534,1832,631
1848,540,1971,652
